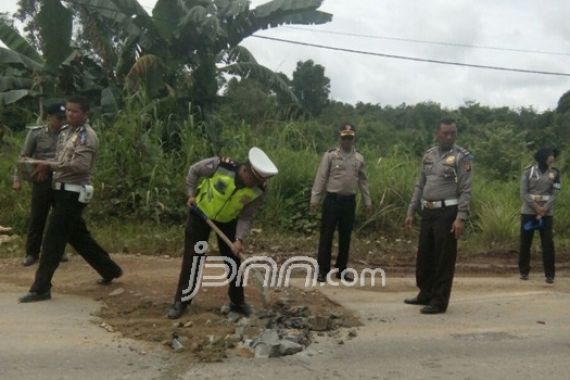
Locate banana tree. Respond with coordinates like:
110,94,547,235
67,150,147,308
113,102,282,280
68,0,332,114
0,0,116,115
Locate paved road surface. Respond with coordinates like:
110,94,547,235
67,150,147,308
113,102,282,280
2,276,569,380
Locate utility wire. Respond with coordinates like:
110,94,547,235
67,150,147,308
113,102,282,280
65,0,570,58
61,0,570,77
251,35,570,77
282,26,570,57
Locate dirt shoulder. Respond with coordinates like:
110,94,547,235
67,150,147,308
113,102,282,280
1,251,569,379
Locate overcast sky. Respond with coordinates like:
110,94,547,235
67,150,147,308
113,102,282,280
2,0,570,111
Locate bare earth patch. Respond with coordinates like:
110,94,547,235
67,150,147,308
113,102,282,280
0,254,359,363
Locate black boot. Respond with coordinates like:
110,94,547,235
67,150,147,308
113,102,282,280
22,255,38,267
229,302,252,317
167,301,188,319
97,267,123,285
19,291,51,303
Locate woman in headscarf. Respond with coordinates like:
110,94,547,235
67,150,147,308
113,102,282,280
519,147,560,284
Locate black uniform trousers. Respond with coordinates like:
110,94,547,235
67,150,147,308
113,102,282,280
519,215,555,279
30,189,122,293
317,192,356,276
26,179,54,259
174,211,244,306
415,205,458,311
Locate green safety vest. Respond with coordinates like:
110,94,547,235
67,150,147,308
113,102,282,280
196,166,263,223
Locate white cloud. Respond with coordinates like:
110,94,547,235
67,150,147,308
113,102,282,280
2,0,568,110
245,0,570,111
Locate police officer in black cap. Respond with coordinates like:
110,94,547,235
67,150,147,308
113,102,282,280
310,123,372,283
13,103,69,266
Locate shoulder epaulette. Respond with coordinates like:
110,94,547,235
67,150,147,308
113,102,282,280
25,125,44,130
327,147,338,153
78,129,89,145
455,145,471,157
425,146,437,154
218,156,237,169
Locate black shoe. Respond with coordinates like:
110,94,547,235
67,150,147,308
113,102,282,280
229,302,252,317
420,305,445,314
520,274,529,281
60,252,70,263
167,301,188,319
22,255,38,267
317,273,327,283
404,296,430,306
336,271,355,282
19,291,51,303
97,268,123,285
546,277,554,284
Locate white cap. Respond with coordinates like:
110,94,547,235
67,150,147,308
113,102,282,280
248,147,278,180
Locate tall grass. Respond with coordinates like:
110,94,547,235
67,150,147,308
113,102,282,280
471,178,520,249
357,150,418,233
2,108,570,255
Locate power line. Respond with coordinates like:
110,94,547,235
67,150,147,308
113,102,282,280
57,1,570,77
64,0,570,60
55,1,570,60
251,35,570,77
282,26,570,57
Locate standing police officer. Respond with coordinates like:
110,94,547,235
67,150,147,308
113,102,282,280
13,103,68,266
19,96,123,303
404,118,473,314
310,123,372,283
519,147,560,284
168,147,278,319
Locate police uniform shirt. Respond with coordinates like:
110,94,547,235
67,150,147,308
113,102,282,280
407,145,473,220
49,124,98,185
186,156,266,241
14,125,59,181
310,147,372,206
520,164,560,216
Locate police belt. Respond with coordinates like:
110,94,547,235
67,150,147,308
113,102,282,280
53,182,83,193
530,194,551,201
326,192,356,200
421,198,459,209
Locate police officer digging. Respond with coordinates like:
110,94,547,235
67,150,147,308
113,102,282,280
404,117,473,314
19,96,123,303
519,147,560,284
13,103,69,266
310,123,372,283
168,147,278,319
